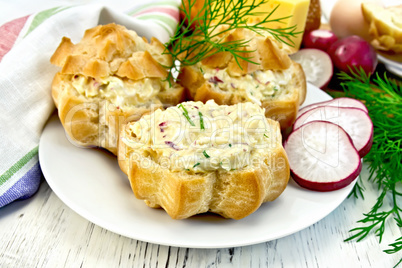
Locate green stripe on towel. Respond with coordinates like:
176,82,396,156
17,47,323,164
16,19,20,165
0,146,38,186
24,6,72,37
127,1,179,16
135,14,178,32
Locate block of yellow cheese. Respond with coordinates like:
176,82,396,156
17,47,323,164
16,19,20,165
244,0,311,52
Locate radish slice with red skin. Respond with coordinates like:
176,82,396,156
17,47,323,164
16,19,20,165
298,97,369,117
284,121,362,192
294,106,373,157
290,48,333,89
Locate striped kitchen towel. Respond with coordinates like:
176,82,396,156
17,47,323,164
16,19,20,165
0,1,180,208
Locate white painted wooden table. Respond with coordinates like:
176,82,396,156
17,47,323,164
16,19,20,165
1,162,401,267
1,0,401,267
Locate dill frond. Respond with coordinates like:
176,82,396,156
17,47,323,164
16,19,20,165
340,68,402,265
163,0,301,81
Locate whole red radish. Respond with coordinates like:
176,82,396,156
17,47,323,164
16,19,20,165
302,29,338,52
327,35,377,75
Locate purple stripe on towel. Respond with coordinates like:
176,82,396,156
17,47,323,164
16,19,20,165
0,162,42,207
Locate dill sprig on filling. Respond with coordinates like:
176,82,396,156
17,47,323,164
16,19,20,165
339,68,402,266
199,111,205,130
164,0,301,80
178,103,195,126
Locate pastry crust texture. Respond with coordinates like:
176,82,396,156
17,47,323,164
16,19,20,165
51,23,185,154
119,100,290,219
177,27,307,129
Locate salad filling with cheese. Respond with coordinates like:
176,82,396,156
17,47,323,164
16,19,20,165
71,75,170,108
199,63,295,106
123,100,281,172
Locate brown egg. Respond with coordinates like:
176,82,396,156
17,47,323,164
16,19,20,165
329,0,382,41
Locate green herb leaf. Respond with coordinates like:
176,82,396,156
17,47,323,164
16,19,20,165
193,162,200,168
203,150,210,158
347,176,365,199
164,0,301,81
199,111,205,130
179,104,195,126
340,67,402,263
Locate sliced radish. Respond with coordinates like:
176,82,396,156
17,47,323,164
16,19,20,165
284,121,362,191
298,97,368,117
294,106,373,157
290,48,333,89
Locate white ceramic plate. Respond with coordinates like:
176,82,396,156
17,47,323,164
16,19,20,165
39,83,356,248
377,53,402,77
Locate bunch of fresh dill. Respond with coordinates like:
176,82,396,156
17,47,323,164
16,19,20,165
340,69,402,266
163,0,301,80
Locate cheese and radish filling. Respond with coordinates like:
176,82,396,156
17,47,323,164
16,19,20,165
123,100,280,172
71,75,170,107
200,63,295,105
